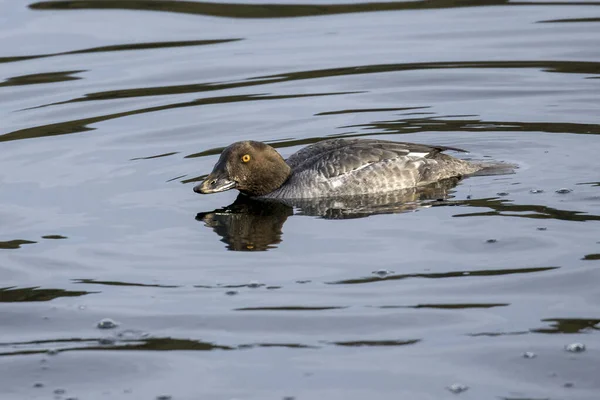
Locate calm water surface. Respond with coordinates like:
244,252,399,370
1,1,599,399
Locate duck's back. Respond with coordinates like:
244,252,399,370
266,138,481,199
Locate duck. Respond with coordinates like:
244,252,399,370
193,138,486,199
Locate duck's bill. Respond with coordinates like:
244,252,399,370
194,176,237,194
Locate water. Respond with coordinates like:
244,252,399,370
1,1,599,399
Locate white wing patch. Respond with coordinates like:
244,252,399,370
407,152,428,158
330,179,344,189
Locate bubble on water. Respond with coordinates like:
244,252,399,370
563,382,574,388
372,269,394,278
446,383,469,394
530,189,544,194
496,192,509,196
47,349,59,356
54,388,66,395
225,290,238,296
486,239,497,244
247,280,263,288
565,342,586,353
97,318,119,329
555,188,572,194
522,351,537,359
537,227,547,231
78,305,86,310
33,382,44,388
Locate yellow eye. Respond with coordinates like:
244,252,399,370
241,154,251,163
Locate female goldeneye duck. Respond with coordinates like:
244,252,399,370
193,138,485,199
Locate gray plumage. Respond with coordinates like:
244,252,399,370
265,138,482,199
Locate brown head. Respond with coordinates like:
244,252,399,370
194,141,291,197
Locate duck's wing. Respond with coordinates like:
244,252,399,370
285,138,467,178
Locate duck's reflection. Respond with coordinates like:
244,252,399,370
196,178,460,251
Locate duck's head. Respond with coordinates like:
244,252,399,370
194,141,291,197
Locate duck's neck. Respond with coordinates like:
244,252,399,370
243,160,291,197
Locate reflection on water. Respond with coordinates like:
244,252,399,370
72,279,180,288
0,337,233,357
0,287,92,302
28,0,597,19
452,198,600,222
0,335,420,357
0,239,37,249
0,39,240,65
0,70,84,87
328,266,559,285
533,318,600,334
196,178,459,251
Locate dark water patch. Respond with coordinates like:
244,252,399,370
0,39,240,65
28,0,600,19
235,306,346,311
532,318,600,334
0,287,92,302
539,17,600,23
258,60,600,82
110,337,233,351
41,235,67,240
577,181,600,187
34,60,600,110
350,116,600,137
73,279,179,288
329,339,420,347
316,106,427,116
379,303,509,309
167,174,189,183
0,337,233,357
328,267,558,285
582,253,600,260
468,331,529,337
0,239,37,249
1,91,355,143
0,70,84,87
0,338,323,356
238,343,317,350
451,198,600,222
130,152,179,161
